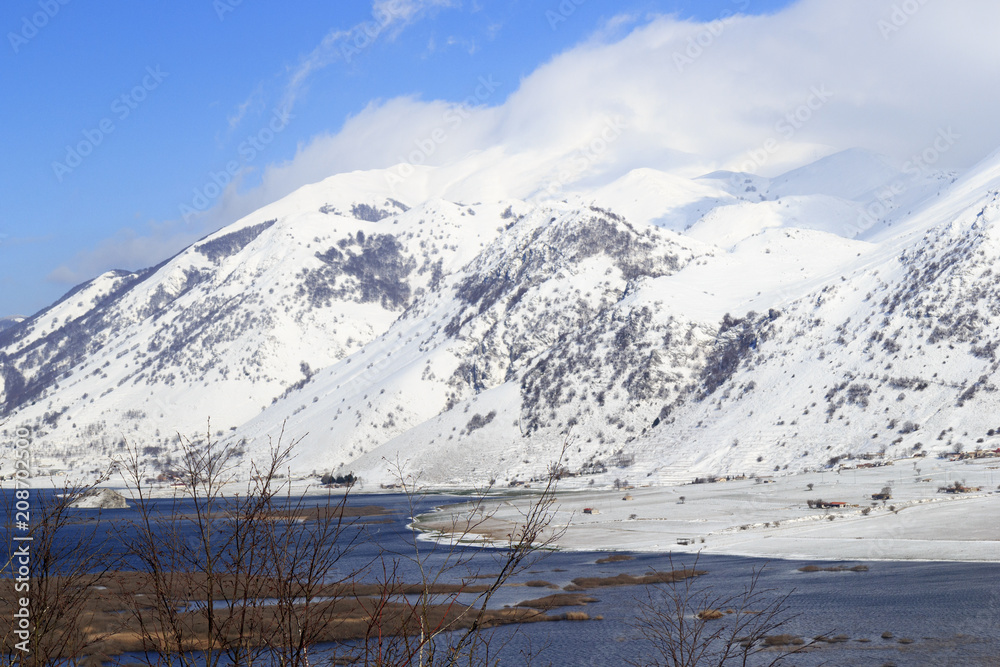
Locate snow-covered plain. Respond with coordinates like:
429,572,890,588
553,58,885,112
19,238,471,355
419,456,1000,562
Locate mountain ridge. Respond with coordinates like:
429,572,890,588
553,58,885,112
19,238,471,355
2,148,997,489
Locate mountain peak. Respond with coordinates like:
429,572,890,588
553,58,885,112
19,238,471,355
3,148,1000,488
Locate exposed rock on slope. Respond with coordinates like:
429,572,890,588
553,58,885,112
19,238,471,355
1,150,997,488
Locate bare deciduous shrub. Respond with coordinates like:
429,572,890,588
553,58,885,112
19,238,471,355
364,454,563,666
0,423,564,666
0,474,117,664
628,558,817,667
115,425,361,666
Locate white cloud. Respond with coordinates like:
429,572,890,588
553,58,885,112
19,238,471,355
252,0,1000,199
54,0,1000,285
46,221,215,285
275,0,460,118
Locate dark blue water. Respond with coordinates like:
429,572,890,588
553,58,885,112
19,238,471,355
487,552,1000,666
6,490,999,665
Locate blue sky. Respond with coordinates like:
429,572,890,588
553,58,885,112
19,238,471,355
2,0,998,318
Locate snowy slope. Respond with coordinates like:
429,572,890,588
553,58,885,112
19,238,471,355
0,180,503,475
764,148,902,201
1,149,998,490
583,168,737,231
686,196,868,250
233,203,713,483
633,149,1000,481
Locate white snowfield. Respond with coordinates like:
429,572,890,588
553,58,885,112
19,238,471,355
2,141,1000,551
422,456,1000,562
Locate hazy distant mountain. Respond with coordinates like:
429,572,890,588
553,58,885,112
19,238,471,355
0,317,24,333
4,147,997,489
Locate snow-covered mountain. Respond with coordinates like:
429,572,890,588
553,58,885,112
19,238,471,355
2,147,995,489
0,317,24,333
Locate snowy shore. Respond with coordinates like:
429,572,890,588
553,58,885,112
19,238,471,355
11,454,999,562
419,456,1000,562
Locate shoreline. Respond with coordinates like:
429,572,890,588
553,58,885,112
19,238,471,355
8,456,999,563
414,456,1000,563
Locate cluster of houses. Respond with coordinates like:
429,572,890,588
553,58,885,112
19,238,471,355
944,447,1000,462
839,459,894,471
692,474,749,484
810,500,854,509
143,474,187,488
937,482,982,494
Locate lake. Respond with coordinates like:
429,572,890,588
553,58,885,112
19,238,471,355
5,489,998,665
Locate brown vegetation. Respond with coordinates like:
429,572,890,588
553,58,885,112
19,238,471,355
595,554,635,564
1,426,568,666
762,634,805,647
518,593,599,610
628,558,820,667
565,568,706,591
0,575,567,658
0,474,118,664
797,564,869,573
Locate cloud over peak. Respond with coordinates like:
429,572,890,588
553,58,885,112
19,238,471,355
51,0,1000,287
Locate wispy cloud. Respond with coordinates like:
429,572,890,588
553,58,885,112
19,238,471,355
585,12,643,43
277,27,353,115
46,221,212,285
244,0,1000,197
0,233,54,248
279,0,459,117
54,0,1000,286
227,81,266,132
443,34,478,55
225,1,459,132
